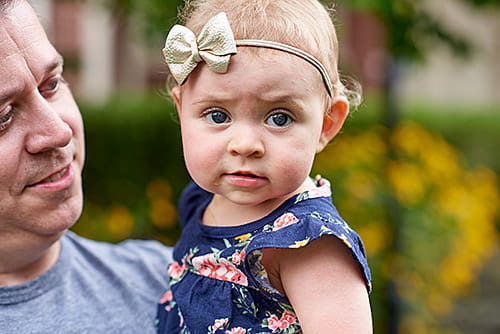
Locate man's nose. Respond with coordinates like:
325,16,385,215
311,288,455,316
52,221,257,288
24,95,72,154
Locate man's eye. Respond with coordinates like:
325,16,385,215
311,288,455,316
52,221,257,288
205,109,230,124
39,75,65,98
265,112,292,127
0,105,15,132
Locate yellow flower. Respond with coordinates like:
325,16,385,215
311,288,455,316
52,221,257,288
356,221,391,256
289,238,310,248
345,170,377,201
234,233,252,242
150,198,177,229
387,161,426,206
314,121,499,331
146,178,172,200
107,204,134,239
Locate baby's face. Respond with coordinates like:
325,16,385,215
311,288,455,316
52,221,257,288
173,50,344,211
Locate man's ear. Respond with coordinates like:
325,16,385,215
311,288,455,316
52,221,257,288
317,96,349,153
171,86,182,115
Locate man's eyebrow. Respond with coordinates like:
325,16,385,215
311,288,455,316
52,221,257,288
45,54,64,74
0,55,64,104
0,95,10,106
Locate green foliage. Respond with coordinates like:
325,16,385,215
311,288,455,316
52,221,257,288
460,0,500,6
402,103,500,175
339,0,500,63
101,0,183,39
338,0,473,62
104,0,498,63
314,116,500,333
74,93,189,244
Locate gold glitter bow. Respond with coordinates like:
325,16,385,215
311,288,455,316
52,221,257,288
163,12,237,85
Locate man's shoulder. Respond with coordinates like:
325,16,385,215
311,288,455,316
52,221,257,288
63,230,173,282
64,230,172,258
0,232,173,333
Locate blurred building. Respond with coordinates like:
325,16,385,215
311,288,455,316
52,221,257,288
398,0,500,107
32,0,162,103
33,0,500,106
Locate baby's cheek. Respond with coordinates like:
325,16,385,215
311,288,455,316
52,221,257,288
184,147,218,179
273,158,312,189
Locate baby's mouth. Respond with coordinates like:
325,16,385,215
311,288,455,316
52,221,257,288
229,171,265,179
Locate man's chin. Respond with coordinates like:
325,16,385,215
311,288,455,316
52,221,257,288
38,195,83,236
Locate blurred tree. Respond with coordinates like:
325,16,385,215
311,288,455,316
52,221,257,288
339,1,500,333
341,0,500,127
104,0,183,39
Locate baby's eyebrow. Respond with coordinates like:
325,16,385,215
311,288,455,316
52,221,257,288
191,91,233,104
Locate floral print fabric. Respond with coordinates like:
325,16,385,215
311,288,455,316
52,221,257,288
157,178,371,334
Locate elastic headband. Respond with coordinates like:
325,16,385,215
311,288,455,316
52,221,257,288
235,39,333,96
163,12,333,96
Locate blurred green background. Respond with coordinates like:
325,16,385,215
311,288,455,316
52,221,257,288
44,0,500,332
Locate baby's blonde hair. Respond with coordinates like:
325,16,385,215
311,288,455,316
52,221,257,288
171,0,361,107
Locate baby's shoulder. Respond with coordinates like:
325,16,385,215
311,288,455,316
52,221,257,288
246,197,372,290
248,196,351,249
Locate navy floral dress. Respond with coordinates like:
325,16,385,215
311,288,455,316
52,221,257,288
157,178,371,334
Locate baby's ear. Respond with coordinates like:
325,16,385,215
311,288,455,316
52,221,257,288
317,96,349,153
172,86,182,114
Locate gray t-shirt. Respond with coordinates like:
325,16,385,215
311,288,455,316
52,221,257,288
0,231,173,333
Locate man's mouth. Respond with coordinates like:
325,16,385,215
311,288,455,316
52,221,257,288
28,166,70,187
42,167,69,183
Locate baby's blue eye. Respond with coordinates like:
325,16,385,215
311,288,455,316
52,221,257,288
206,110,230,124
266,112,292,127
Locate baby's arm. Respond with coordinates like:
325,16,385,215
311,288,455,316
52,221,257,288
263,236,372,333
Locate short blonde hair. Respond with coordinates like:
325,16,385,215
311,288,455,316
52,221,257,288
170,0,361,107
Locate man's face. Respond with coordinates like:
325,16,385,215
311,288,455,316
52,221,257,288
0,0,85,236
